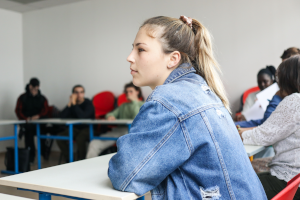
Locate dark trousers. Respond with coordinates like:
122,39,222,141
56,128,90,161
22,124,47,162
258,172,300,200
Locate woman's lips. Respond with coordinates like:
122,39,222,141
130,69,138,75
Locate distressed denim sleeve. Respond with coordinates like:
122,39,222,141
108,100,191,196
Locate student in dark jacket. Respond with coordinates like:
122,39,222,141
15,78,49,162
57,85,95,161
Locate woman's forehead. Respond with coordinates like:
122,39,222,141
134,26,163,44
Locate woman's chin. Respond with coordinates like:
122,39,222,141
132,79,144,87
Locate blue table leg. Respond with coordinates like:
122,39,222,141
69,124,73,162
19,188,88,200
39,193,51,200
137,197,145,200
14,124,19,174
89,124,93,141
128,124,131,132
37,124,41,169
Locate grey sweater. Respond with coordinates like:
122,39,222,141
242,93,300,183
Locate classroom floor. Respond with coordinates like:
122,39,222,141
0,152,151,200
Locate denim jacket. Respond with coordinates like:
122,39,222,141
108,64,267,200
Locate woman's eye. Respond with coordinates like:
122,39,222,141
138,48,145,52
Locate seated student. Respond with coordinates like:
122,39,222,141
15,78,49,163
239,55,300,199
86,82,144,159
236,89,282,128
57,85,95,161
236,47,300,127
236,66,276,121
108,16,267,199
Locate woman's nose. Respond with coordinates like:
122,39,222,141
127,51,135,63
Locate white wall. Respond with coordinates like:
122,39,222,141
23,0,300,113
0,8,23,152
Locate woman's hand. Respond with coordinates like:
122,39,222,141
236,126,256,141
107,116,116,121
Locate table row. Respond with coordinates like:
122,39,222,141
0,119,265,173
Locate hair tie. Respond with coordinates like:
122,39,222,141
180,15,193,29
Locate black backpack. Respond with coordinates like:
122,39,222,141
5,147,30,172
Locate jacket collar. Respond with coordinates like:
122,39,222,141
164,63,196,85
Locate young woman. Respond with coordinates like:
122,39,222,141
86,82,144,158
239,55,300,199
108,16,267,200
236,65,276,122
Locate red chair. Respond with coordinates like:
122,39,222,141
242,86,260,104
93,91,115,119
271,173,300,200
236,86,260,116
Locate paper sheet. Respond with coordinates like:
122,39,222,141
243,101,265,121
256,83,279,111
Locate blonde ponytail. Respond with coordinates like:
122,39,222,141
192,20,230,112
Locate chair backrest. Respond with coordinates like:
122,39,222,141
236,86,260,115
92,91,115,118
271,173,300,200
242,86,260,104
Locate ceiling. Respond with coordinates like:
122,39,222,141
0,0,87,13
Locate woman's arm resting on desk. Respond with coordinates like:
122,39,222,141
108,101,190,196
105,107,120,119
241,95,300,146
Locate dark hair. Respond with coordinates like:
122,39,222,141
124,82,144,100
141,16,230,111
277,55,300,95
257,65,276,82
281,47,300,60
29,78,40,87
72,85,85,93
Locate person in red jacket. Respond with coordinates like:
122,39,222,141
15,78,49,163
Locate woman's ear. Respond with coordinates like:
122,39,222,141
167,51,181,69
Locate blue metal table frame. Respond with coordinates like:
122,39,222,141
29,119,81,169
0,120,25,174
86,120,132,141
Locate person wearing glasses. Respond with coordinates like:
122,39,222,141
57,85,95,161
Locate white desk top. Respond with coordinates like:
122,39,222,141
0,154,140,200
244,145,266,157
28,119,81,125
0,193,33,200
0,120,25,125
80,119,133,125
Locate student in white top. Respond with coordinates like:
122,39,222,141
238,55,300,199
236,66,276,122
